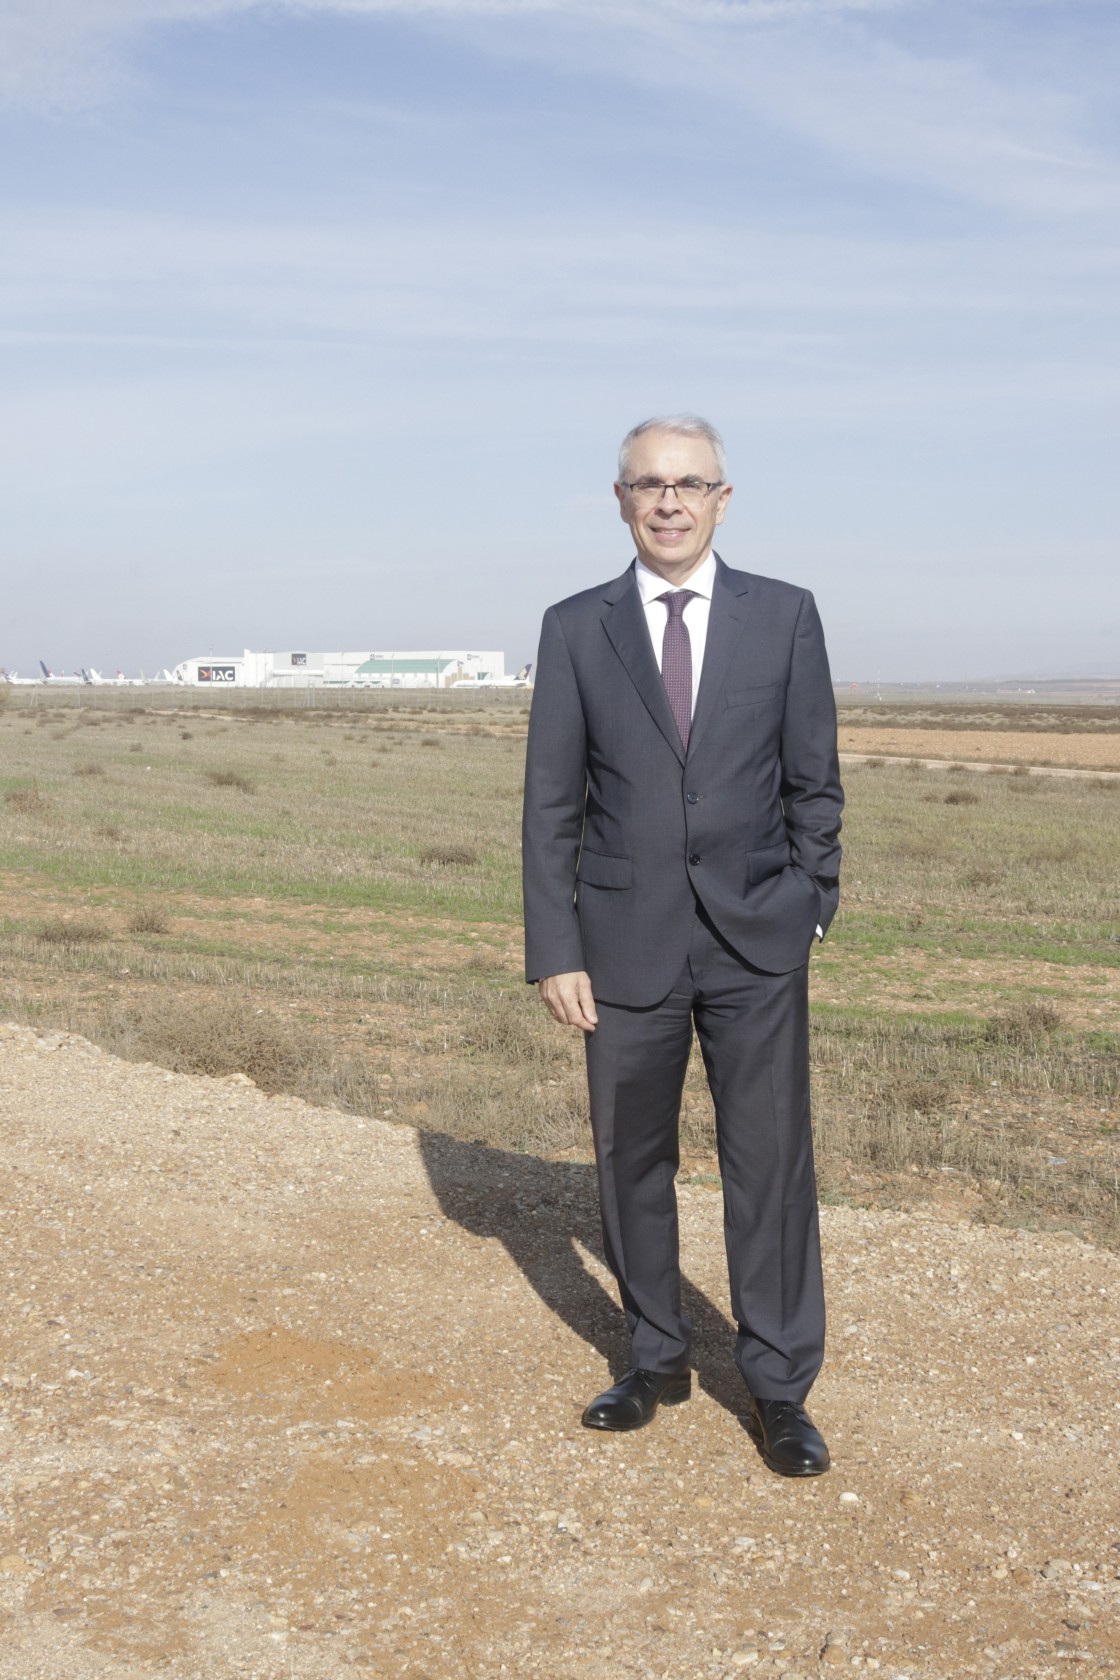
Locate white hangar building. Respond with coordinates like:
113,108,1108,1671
168,649,506,689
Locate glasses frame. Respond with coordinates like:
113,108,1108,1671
620,478,724,503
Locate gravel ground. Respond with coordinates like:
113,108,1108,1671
1,1021,1117,1680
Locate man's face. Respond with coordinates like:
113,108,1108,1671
614,429,732,579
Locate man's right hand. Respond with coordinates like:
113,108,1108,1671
539,971,598,1033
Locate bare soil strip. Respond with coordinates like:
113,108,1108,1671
1,1024,1118,1680
837,730,1120,771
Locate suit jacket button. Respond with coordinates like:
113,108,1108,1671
685,792,699,804
688,852,701,865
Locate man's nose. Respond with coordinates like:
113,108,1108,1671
655,483,684,509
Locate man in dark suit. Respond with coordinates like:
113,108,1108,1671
522,416,843,1475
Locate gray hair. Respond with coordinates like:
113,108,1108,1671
617,414,727,483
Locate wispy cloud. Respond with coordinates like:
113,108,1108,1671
5,0,1115,221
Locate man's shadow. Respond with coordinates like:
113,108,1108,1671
418,1130,749,1420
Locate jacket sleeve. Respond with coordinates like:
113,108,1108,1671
522,605,589,983
779,590,844,936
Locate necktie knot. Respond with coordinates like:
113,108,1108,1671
657,589,695,620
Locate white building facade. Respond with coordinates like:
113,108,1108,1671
168,650,506,689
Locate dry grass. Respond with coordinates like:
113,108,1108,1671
0,701,1116,1244
73,761,106,778
943,788,980,806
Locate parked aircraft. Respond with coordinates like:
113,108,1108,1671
451,663,533,689
38,662,82,685
85,669,146,686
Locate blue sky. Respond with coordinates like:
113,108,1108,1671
1,0,1117,680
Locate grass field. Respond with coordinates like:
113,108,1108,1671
1,690,1117,1244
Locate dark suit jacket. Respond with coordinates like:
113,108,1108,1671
522,554,844,1006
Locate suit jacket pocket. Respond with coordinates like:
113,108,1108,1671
576,849,633,890
725,680,785,709
744,841,792,884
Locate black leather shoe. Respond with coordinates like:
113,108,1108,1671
746,1395,831,1477
581,1368,691,1431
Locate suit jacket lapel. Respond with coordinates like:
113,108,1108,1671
686,554,751,759
600,565,685,765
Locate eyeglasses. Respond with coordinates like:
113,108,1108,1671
620,477,723,507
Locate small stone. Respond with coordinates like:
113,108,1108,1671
1043,1558,1073,1579
839,1491,860,1506
1,1555,32,1573
730,1653,760,1668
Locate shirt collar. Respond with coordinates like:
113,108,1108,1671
634,550,716,605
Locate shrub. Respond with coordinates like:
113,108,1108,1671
943,788,979,805
4,786,52,819
420,844,477,867
73,762,105,777
985,1001,1063,1047
128,906,170,936
38,918,109,946
206,769,255,794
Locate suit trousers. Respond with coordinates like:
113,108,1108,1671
584,901,825,1401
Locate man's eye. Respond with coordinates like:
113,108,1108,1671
635,479,662,491
678,478,705,491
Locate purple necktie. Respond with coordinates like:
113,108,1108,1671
657,590,696,750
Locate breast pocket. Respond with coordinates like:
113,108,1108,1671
725,681,785,710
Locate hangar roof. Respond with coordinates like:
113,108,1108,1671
354,657,457,675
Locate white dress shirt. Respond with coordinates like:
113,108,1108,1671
635,550,824,942
635,550,716,717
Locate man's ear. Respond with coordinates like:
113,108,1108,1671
714,483,733,526
614,481,627,518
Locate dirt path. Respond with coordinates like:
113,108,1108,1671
1,1023,1117,1680
839,753,1117,782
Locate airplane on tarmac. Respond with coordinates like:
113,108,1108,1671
38,661,82,685
84,668,146,686
450,663,533,689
